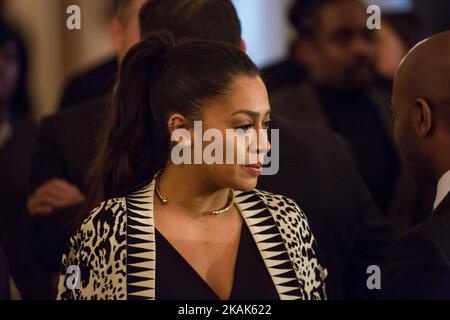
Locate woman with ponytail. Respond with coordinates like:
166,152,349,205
57,32,327,300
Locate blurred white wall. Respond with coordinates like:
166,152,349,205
232,0,295,67
4,0,113,117
4,0,295,116
363,0,413,12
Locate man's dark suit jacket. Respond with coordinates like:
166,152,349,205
30,96,109,272
58,58,117,110
0,116,53,299
261,58,306,94
0,245,9,300
258,117,393,299
31,99,393,299
380,193,450,299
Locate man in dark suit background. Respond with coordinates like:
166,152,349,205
58,57,116,110
270,0,434,233
57,0,145,110
28,0,393,299
258,118,393,299
0,245,9,300
27,0,147,275
381,31,450,299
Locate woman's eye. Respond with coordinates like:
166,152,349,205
236,124,253,131
263,120,271,129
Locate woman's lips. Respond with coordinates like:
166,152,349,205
244,163,263,176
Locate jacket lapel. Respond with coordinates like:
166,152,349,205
124,180,321,300
434,193,450,216
234,190,304,300
126,179,156,300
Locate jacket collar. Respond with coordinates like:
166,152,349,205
124,178,308,300
434,192,450,216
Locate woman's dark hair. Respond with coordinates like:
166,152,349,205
83,32,259,220
0,20,30,116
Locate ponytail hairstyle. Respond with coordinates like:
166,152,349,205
83,32,260,222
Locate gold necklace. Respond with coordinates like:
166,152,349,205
154,170,235,215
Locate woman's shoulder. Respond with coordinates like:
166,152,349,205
58,196,128,300
76,197,128,240
250,189,305,213
236,188,309,226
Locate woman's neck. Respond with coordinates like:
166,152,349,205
157,164,232,219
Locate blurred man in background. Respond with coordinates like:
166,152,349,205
381,31,450,299
0,245,9,299
270,0,433,233
25,0,395,300
0,20,53,299
58,0,144,110
375,12,427,80
27,0,146,279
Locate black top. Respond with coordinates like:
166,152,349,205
156,222,279,300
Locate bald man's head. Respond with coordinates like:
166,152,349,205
391,31,450,183
395,31,450,114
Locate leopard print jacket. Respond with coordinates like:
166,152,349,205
57,178,328,300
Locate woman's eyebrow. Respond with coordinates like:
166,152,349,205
230,109,271,118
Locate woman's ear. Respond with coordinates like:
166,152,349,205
167,113,190,143
413,98,433,137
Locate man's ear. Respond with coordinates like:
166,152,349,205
108,18,123,53
240,39,247,53
413,98,433,137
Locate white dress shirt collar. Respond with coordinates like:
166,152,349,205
434,170,450,210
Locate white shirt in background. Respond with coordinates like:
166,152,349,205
434,170,450,210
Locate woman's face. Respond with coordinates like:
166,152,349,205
176,75,271,192
0,42,20,105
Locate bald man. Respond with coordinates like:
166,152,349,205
381,31,450,299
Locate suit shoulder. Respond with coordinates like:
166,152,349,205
384,214,450,268
271,82,307,100
397,212,450,252
273,115,344,145
42,96,110,128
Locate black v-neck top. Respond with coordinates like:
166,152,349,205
155,222,279,300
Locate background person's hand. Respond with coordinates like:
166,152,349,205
27,179,86,216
